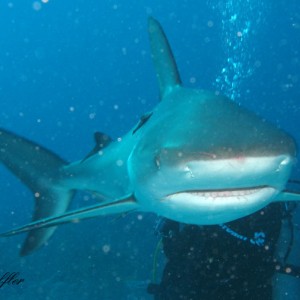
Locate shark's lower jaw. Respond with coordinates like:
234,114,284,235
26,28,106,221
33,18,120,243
162,186,278,224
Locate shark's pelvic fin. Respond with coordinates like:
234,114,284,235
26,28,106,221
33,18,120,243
0,195,137,237
148,17,181,98
0,128,74,255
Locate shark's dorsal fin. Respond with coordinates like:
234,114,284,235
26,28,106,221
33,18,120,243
82,132,112,163
148,17,181,99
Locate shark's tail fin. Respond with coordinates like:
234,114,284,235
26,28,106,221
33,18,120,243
0,128,74,256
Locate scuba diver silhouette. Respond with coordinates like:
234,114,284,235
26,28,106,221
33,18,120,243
147,200,300,300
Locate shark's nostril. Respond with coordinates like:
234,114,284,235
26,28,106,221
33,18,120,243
280,157,291,166
184,165,195,178
275,156,292,172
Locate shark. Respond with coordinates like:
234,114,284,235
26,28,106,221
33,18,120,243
0,17,299,256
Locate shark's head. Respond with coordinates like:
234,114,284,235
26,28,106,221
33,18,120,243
128,87,296,224
128,18,297,224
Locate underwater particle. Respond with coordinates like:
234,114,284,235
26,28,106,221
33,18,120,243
190,77,196,84
32,1,42,11
19,112,24,117
117,137,122,142
116,159,124,167
83,195,89,201
237,31,243,37
8,2,13,8
89,113,96,119
102,244,111,253
34,192,40,198
137,214,143,220
285,267,292,274
113,104,119,110
207,20,214,27
37,118,41,123
121,47,127,55
275,264,281,271
112,4,118,10
69,106,75,112
140,98,147,105
292,23,300,29
41,0,49,3
254,60,261,68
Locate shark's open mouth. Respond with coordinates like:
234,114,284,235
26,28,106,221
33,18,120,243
171,186,269,198
160,185,279,225
165,186,277,204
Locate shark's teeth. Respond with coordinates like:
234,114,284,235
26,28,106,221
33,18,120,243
191,188,262,198
170,186,267,199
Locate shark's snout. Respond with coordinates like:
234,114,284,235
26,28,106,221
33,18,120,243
156,149,294,191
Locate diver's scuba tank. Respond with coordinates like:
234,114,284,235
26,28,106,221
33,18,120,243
273,203,300,299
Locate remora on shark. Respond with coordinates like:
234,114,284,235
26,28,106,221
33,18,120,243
0,18,299,256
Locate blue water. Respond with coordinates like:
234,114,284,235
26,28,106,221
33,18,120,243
0,1,299,299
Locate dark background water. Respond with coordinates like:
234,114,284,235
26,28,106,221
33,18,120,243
0,1,299,299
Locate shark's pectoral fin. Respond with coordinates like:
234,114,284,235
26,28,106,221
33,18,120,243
1,195,138,238
273,190,300,202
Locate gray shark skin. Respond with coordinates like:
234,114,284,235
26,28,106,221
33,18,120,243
0,17,299,256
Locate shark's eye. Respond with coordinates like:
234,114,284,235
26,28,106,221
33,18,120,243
132,112,153,135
